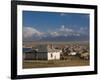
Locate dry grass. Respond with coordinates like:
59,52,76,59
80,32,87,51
23,56,89,69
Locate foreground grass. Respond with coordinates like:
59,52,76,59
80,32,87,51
23,56,89,69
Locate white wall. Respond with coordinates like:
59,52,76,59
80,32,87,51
0,0,99,80
48,52,60,60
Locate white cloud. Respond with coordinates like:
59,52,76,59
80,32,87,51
50,32,60,37
49,25,74,37
77,27,89,35
60,25,65,31
23,26,88,41
49,25,88,37
59,25,73,32
73,33,80,36
23,27,43,38
60,13,66,16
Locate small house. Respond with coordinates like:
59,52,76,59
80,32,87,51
23,44,62,60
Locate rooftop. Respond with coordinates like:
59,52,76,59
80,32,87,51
23,44,62,53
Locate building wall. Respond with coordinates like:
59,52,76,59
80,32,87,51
48,51,61,60
24,51,61,60
36,52,47,60
23,52,36,60
23,52,48,60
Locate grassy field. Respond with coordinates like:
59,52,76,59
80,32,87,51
23,56,89,69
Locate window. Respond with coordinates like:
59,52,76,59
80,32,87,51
51,53,53,58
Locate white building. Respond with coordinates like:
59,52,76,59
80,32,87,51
68,52,77,56
23,44,62,60
47,45,62,60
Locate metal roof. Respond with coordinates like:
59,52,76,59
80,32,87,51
23,44,62,53
32,45,48,52
23,48,33,53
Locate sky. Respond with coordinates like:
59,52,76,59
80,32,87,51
23,11,90,41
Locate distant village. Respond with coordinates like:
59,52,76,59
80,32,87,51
23,43,89,61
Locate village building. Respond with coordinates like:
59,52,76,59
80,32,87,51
23,44,62,60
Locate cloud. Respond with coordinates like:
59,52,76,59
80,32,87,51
60,13,66,16
49,25,74,37
49,25,88,37
23,26,89,41
78,27,89,35
59,25,73,32
49,31,60,37
23,27,43,38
